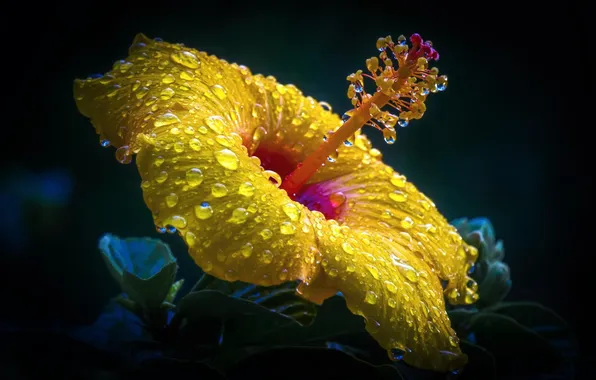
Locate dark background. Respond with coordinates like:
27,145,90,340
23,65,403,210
1,0,590,377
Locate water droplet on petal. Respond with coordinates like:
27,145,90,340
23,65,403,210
204,115,226,134
115,146,132,164
211,183,228,197
389,191,407,203
364,291,378,304
214,149,239,170
384,280,398,294
171,51,200,69
342,242,355,255
186,168,204,187
155,171,168,183
264,170,282,187
162,74,176,84
211,84,227,99
100,139,110,147
329,192,347,208
280,222,296,235
260,250,273,264
239,242,253,258
155,112,181,127
228,208,249,224
194,202,214,219
282,203,301,221
259,229,273,240
189,138,202,151
390,174,406,188
185,231,197,247
166,193,179,207
238,182,256,197
400,216,414,229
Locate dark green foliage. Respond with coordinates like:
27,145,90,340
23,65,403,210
8,219,573,379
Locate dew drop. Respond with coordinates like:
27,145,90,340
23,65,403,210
390,174,406,188
260,250,273,264
166,215,187,229
319,101,332,112
384,280,398,294
189,138,202,151
185,168,204,187
214,149,239,170
388,298,397,308
366,265,380,280
282,203,301,221
279,268,289,281
364,291,378,305
160,87,175,100
171,51,200,69
389,191,408,203
162,74,176,84
204,115,226,134
211,183,229,197
259,228,273,240
185,231,197,247
225,269,238,282
155,171,168,183
341,242,355,255
239,242,253,258
329,192,346,208
100,139,110,147
383,127,396,144
328,268,339,277
166,225,177,234
215,135,232,147
203,261,214,272
156,226,166,234
135,87,149,99
155,112,181,127
194,202,214,219
398,119,409,128
347,264,356,272
228,208,249,224
280,222,297,235
165,193,179,207
173,141,185,153
115,146,132,164
400,216,414,229
264,170,282,187
211,84,227,99
238,182,256,197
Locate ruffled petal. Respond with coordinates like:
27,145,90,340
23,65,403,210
297,158,479,306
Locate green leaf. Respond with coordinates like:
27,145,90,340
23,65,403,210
165,279,185,304
122,261,177,309
225,347,404,380
468,312,562,376
458,341,497,380
190,275,317,326
486,302,578,361
98,234,178,309
447,308,478,337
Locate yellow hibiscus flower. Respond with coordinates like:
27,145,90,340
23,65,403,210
74,33,479,372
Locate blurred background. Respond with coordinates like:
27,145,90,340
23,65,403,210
1,0,589,376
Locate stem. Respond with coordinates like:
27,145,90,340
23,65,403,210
189,272,215,293
281,68,411,197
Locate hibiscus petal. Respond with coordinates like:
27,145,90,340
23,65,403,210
297,158,479,306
